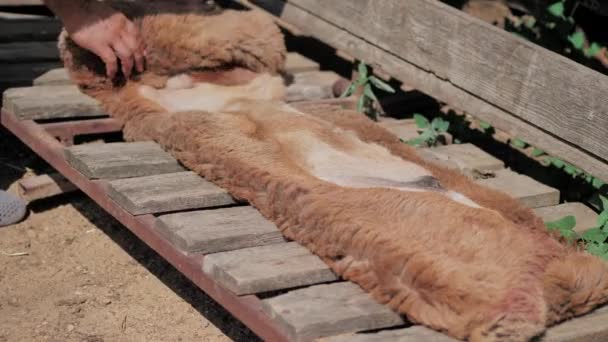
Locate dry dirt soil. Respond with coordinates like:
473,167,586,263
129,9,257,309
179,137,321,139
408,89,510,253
0,127,259,342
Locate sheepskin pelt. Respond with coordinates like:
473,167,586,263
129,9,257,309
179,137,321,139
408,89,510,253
58,6,608,342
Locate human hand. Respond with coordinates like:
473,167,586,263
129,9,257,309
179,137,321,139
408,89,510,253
61,1,146,79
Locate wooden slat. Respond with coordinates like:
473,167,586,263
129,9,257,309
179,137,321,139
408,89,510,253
262,282,405,342
541,307,608,342
477,169,560,208
0,17,61,42
203,242,337,295
156,206,286,253
420,143,505,175
245,0,608,183
277,0,608,168
107,171,236,215
534,202,599,233
285,52,320,74
286,70,342,102
322,326,458,342
2,85,104,120
0,41,59,62
32,68,70,86
0,0,43,5
17,173,78,201
65,141,184,180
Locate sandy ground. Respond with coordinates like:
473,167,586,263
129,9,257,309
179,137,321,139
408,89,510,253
0,127,259,342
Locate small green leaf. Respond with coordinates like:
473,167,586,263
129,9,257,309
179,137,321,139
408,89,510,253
596,211,608,228
592,178,605,189
547,1,565,17
431,118,450,133
479,121,492,130
586,242,608,258
545,22,556,29
369,76,396,93
564,164,581,177
413,114,430,129
407,137,427,146
531,148,545,157
356,95,365,112
550,157,565,168
357,62,368,81
340,82,357,98
568,31,585,50
454,138,462,144
582,227,608,243
363,83,378,102
600,195,608,212
546,215,576,232
419,129,436,141
511,138,527,149
523,16,536,29
584,42,602,58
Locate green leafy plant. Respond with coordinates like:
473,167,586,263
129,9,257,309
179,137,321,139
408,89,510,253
406,113,450,147
341,62,396,119
547,195,608,259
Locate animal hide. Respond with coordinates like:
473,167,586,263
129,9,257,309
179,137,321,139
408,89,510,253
58,4,608,341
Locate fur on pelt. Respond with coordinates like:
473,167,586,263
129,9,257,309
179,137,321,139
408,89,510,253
58,7,608,342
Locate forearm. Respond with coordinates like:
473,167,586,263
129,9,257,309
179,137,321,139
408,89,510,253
43,0,107,32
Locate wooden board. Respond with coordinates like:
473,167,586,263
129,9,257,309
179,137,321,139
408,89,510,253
17,173,77,201
107,171,237,215
65,141,184,180
0,41,59,62
0,0,43,5
203,242,337,295
156,206,286,253
286,70,342,102
245,0,608,183
534,202,599,233
262,282,405,342
477,169,560,208
0,17,61,42
285,52,320,73
323,326,458,342
420,143,505,175
32,68,70,86
2,85,104,120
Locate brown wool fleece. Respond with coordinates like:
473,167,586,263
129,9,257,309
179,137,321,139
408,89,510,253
58,6,608,342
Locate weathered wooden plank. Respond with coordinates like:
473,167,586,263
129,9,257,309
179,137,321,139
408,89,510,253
377,118,420,142
285,52,319,74
0,41,59,62
0,0,43,5
32,68,70,86
203,242,337,295
17,173,78,202
477,169,560,208
286,70,342,102
541,307,608,342
156,206,286,253
262,282,405,342
322,326,458,342
65,141,184,180
420,143,504,175
278,0,608,167
244,0,608,183
2,85,104,120
107,171,237,215
0,17,61,42
534,202,599,233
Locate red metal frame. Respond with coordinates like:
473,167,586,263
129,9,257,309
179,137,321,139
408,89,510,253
1,109,289,342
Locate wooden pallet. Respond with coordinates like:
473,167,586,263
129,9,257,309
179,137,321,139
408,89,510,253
3,49,606,341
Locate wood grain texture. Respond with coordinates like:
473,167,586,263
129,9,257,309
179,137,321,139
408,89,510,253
2,85,105,119
156,206,286,253
65,141,184,180
534,202,599,233
203,242,337,295
285,52,320,73
107,171,236,215
477,168,560,208
262,282,405,342
322,326,458,342
245,0,608,182
422,143,505,175
32,68,71,86
0,41,59,62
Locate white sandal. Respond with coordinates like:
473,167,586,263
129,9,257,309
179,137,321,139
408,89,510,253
0,190,27,227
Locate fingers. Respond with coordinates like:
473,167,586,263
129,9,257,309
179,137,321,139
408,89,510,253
124,22,145,73
95,44,118,79
111,39,134,79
